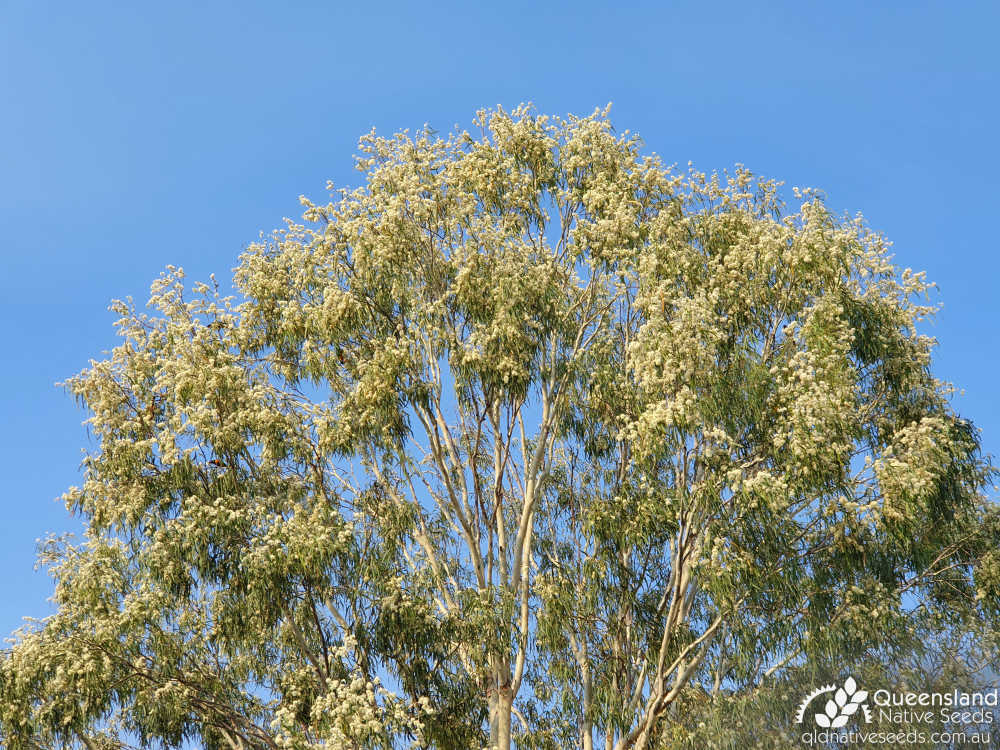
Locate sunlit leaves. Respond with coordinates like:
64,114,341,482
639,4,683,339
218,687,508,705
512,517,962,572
2,105,997,750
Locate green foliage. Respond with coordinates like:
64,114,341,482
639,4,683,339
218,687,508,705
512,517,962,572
2,106,997,750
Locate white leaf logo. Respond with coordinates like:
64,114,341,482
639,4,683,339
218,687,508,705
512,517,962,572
795,677,870,728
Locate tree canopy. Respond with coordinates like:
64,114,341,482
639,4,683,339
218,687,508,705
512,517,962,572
3,105,998,750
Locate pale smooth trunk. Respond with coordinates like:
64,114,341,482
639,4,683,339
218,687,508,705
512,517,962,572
582,656,594,750
490,689,513,750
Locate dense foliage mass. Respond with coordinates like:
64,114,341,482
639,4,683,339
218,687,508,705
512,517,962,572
2,106,998,750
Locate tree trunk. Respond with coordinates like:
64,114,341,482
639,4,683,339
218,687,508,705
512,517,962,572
495,688,513,750
489,679,514,750
582,655,594,750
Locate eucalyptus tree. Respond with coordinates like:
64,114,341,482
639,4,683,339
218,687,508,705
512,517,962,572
2,106,997,750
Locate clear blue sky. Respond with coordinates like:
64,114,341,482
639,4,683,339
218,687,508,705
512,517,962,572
1,0,997,639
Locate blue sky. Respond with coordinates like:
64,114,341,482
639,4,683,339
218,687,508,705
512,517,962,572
1,0,997,639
